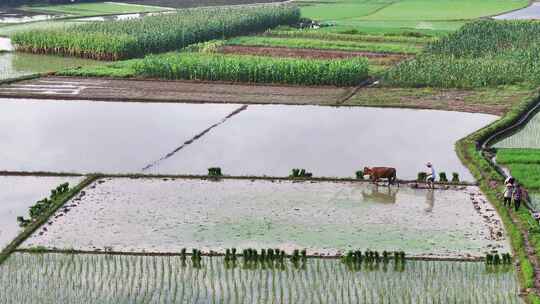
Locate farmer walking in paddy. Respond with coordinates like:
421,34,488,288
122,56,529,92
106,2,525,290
503,178,514,207
514,183,522,211
426,162,436,189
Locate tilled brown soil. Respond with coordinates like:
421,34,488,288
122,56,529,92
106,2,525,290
0,76,354,105
220,45,410,65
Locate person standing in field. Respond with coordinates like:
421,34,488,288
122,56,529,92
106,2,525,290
514,183,522,211
503,179,513,207
426,162,436,189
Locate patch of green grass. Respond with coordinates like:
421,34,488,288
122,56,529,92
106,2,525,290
227,36,422,54
501,164,540,190
497,149,540,165
265,28,435,44
20,2,170,17
361,0,527,21
58,60,137,78
299,0,396,20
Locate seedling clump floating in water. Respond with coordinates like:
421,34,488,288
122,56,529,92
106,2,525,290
290,168,313,178
208,167,223,177
452,172,460,183
417,172,427,182
439,172,448,183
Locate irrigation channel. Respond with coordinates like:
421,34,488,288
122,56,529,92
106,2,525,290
0,98,496,180
494,2,540,20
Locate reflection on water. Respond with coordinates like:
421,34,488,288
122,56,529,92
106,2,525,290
361,184,398,204
0,52,101,80
0,99,242,173
425,189,435,212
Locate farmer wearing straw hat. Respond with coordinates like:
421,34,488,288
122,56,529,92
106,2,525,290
426,162,436,189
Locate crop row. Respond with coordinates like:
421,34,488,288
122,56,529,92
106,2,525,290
133,52,369,86
0,253,521,304
383,20,540,88
11,3,300,60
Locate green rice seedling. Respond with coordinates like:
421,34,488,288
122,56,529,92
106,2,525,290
486,253,493,265
299,169,306,176
439,172,448,183
291,168,300,177
231,248,237,261
493,254,501,265
267,248,274,260
355,170,364,180
452,172,460,183
417,172,427,182
374,251,380,264
382,251,389,264
208,167,223,177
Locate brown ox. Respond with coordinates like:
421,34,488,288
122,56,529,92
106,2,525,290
363,167,397,185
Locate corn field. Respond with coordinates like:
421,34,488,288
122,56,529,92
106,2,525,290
11,4,300,60
0,253,523,304
134,52,368,86
383,20,540,88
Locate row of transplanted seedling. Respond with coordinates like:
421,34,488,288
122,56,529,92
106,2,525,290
16,182,70,227
0,252,522,304
417,172,460,183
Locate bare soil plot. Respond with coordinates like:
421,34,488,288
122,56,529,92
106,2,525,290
345,86,534,116
0,175,82,249
0,77,353,105
220,45,410,65
0,98,242,173
23,178,510,259
148,105,497,180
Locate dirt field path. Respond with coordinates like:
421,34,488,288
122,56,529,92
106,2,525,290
0,76,354,105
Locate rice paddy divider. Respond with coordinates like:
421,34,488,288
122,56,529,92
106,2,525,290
12,248,486,262
0,171,477,186
0,175,98,266
0,73,43,86
456,87,540,302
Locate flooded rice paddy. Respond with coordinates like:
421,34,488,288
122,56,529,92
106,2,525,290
23,178,510,258
0,9,58,24
494,110,540,148
0,175,82,249
494,2,540,20
0,51,101,80
0,253,523,304
148,105,497,180
0,99,242,173
0,100,496,179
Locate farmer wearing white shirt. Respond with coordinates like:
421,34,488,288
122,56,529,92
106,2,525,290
426,162,436,189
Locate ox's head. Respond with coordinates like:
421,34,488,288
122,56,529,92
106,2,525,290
363,167,371,175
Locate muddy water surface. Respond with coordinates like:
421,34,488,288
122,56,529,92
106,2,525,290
0,253,523,304
494,3,540,20
0,175,82,249
150,105,497,180
0,99,243,173
0,51,101,80
0,37,13,51
23,178,510,258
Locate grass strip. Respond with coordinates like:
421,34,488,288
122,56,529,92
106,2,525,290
264,29,435,44
227,36,423,54
0,175,97,266
456,89,540,294
497,149,540,165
